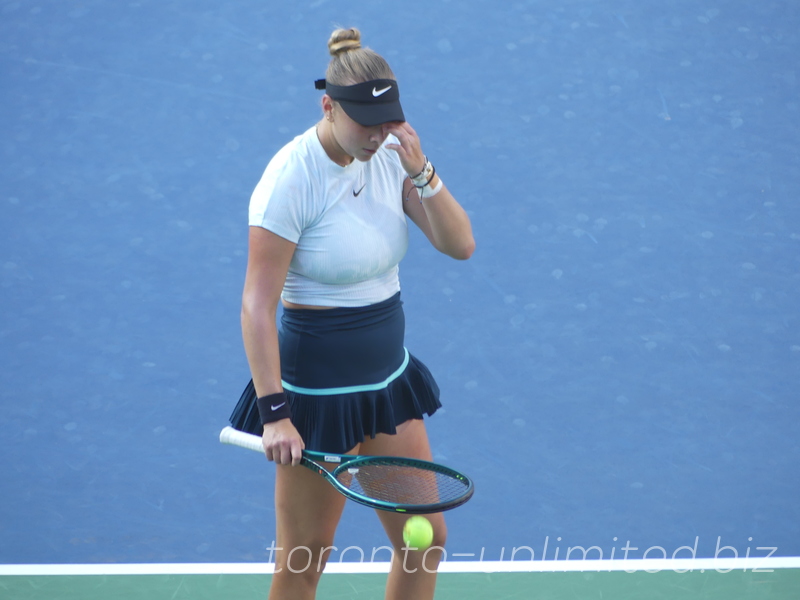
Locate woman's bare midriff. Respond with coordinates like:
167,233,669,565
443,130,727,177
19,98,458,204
282,300,336,310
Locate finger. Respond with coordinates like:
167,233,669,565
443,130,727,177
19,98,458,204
385,131,419,157
385,144,414,168
290,442,304,467
384,125,417,150
276,443,293,466
391,129,423,160
382,122,404,137
384,142,403,153
384,121,416,136
264,445,275,462
292,435,306,466
387,125,414,146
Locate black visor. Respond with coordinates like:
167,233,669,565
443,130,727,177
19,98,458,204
315,78,405,126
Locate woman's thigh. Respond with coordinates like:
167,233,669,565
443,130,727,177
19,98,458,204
273,461,349,571
360,420,447,551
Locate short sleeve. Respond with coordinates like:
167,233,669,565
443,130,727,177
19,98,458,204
248,143,313,243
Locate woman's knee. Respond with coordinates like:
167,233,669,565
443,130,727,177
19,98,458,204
412,517,447,552
431,518,448,549
274,542,336,585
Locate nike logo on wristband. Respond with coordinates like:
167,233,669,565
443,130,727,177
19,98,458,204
353,184,367,197
271,402,286,411
372,85,392,97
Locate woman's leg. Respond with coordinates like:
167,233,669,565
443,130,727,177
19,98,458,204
360,419,447,600
268,461,349,600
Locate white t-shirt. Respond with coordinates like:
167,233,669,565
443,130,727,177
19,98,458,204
249,126,409,307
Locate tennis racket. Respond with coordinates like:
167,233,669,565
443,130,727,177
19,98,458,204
219,426,474,514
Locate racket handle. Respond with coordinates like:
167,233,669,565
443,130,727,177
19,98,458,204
219,426,264,453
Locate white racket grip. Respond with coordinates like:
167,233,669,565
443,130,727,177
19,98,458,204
219,426,264,453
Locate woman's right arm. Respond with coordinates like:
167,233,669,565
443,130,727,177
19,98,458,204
241,226,305,466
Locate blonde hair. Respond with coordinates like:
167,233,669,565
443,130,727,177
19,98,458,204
325,27,395,85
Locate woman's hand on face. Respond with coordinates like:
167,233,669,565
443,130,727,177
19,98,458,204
262,419,305,466
383,122,426,177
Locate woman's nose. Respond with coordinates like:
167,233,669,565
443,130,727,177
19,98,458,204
369,126,386,142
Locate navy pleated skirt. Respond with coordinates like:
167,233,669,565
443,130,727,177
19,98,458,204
229,292,441,454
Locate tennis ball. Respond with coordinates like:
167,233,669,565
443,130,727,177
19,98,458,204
403,516,434,550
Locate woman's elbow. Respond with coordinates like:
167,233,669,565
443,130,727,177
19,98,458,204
241,289,272,326
449,237,475,260
240,296,254,329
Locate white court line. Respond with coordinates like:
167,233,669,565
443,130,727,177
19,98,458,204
1,557,799,576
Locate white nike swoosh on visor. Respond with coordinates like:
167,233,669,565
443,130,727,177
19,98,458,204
372,85,392,97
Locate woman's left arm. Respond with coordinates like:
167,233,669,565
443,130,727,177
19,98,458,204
384,122,475,260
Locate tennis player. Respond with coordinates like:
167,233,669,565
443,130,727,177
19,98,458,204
230,27,475,599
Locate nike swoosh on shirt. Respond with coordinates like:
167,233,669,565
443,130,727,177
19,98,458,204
353,184,367,197
372,85,392,97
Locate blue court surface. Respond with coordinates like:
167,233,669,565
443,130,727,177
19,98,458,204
1,0,799,598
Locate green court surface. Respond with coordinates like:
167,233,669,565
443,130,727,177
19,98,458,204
3,569,798,600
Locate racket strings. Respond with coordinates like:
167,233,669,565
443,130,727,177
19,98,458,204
335,462,469,506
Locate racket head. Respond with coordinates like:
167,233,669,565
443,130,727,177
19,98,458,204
325,454,474,514
220,429,474,514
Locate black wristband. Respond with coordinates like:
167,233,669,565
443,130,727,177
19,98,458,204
256,392,292,425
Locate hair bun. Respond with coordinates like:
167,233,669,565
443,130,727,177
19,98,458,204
328,27,362,56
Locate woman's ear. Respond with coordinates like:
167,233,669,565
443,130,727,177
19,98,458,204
321,95,335,121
